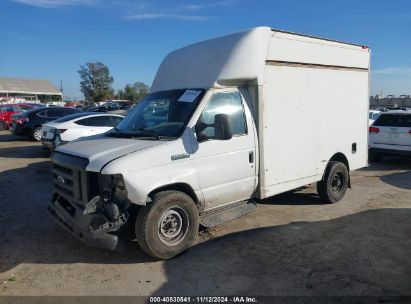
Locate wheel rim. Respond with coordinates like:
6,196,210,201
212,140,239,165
331,170,345,193
34,129,41,141
158,207,189,246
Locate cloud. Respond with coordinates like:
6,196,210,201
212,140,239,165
373,67,411,77
124,0,235,22
12,0,238,21
125,13,208,21
12,0,97,8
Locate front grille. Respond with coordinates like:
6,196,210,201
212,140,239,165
51,152,89,205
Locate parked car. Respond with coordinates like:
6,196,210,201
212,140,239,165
368,110,381,126
369,110,411,162
10,107,81,141
107,103,136,116
86,101,132,113
41,112,124,149
48,27,370,259
0,103,40,130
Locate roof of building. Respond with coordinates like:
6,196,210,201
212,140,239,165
0,77,61,95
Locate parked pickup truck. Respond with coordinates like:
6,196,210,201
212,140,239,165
48,27,370,259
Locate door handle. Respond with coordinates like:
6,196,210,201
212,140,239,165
249,151,254,163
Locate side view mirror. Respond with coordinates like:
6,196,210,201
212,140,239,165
195,113,233,142
214,113,233,140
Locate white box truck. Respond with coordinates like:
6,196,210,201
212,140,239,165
48,27,370,259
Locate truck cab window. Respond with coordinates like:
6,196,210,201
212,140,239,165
199,91,247,138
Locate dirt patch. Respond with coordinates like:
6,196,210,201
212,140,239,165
0,130,410,296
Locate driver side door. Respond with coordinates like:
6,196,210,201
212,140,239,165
190,89,257,210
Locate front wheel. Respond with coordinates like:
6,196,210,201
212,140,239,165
32,127,42,141
317,161,349,204
135,190,199,259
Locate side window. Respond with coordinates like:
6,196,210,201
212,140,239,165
37,110,47,118
107,102,119,110
46,109,64,118
64,108,78,115
75,116,112,127
199,91,247,138
108,116,124,127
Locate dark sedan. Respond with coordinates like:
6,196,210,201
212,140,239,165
10,107,81,141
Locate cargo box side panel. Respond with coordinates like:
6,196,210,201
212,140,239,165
269,31,370,69
258,63,369,199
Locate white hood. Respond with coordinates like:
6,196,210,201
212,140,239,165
56,136,164,172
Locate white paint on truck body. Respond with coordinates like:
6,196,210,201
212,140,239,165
57,26,370,208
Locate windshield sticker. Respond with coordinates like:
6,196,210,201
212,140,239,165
178,90,202,103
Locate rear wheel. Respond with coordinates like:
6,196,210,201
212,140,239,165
317,161,349,204
32,127,42,141
0,121,7,131
135,190,199,259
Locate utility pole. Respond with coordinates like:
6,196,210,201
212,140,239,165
60,80,64,102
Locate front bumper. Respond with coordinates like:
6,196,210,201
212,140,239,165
48,194,128,250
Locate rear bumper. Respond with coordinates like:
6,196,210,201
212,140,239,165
41,138,54,150
48,194,127,251
369,147,411,156
10,124,29,135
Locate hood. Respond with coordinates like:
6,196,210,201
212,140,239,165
56,135,165,172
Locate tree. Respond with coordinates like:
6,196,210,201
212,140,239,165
78,62,114,102
116,82,149,102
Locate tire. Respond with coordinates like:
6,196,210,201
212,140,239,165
32,127,42,141
369,151,383,163
317,161,349,204
0,121,7,131
135,190,199,259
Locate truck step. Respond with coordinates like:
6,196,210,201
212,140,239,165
199,200,257,228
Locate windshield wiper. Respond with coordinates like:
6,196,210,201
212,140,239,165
106,128,175,140
131,128,161,140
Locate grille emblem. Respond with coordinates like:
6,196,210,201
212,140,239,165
57,175,65,184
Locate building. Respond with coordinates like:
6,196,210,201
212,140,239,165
0,77,63,103
370,94,411,108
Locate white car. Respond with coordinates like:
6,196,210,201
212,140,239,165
41,112,124,149
369,110,411,162
368,110,381,126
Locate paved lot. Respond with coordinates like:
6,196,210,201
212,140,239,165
0,130,410,296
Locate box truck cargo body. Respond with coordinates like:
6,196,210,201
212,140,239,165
48,27,370,259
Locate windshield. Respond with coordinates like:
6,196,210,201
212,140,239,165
108,89,205,139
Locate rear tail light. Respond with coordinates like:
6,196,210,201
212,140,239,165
369,127,380,134
408,130,411,134
16,116,29,124
52,129,67,135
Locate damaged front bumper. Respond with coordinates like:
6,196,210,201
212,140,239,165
48,193,129,251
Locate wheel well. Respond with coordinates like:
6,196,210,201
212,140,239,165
147,183,200,207
328,152,351,187
329,153,350,171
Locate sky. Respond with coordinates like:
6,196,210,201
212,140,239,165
1,0,411,100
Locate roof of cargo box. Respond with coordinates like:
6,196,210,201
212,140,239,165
150,27,368,93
